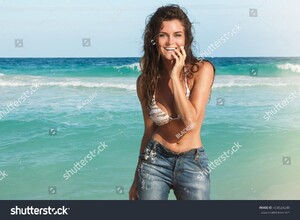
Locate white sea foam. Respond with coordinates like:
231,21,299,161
0,81,136,90
213,75,300,88
1,75,299,90
114,62,140,71
277,63,300,73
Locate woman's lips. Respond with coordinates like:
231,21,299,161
164,47,177,51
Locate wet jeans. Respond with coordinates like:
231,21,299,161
137,139,210,200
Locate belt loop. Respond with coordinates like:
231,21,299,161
194,149,199,160
153,140,157,150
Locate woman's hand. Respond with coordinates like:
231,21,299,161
129,180,139,200
170,44,186,79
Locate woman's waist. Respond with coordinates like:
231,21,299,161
151,133,202,154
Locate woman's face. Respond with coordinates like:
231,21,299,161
156,19,185,61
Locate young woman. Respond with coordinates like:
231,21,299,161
129,5,215,200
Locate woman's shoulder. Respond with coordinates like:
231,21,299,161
136,74,145,101
191,59,215,88
136,74,143,91
197,59,215,74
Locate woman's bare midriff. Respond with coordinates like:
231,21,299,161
151,120,203,154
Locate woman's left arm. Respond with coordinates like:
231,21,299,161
171,47,215,128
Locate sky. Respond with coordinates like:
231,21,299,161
0,0,299,57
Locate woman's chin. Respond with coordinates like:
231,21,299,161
161,54,175,61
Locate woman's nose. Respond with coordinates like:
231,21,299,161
167,36,175,45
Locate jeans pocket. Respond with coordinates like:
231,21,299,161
139,142,157,162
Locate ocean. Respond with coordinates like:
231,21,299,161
0,57,299,200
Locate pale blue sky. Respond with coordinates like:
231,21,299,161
0,0,299,57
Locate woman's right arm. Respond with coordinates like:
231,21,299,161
129,75,157,200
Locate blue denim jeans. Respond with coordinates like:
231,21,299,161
137,139,210,200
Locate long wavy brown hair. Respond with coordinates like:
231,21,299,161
139,4,200,107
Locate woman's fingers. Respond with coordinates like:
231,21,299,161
129,185,139,200
172,52,179,61
173,47,185,65
180,45,186,59
170,44,186,79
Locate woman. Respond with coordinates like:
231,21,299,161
129,5,215,200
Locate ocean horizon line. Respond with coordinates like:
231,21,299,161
0,56,300,59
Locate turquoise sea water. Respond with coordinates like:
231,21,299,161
0,57,300,200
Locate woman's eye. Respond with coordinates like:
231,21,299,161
175,34,182,37
158,33,167,37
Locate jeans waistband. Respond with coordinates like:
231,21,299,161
148,138,204,156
